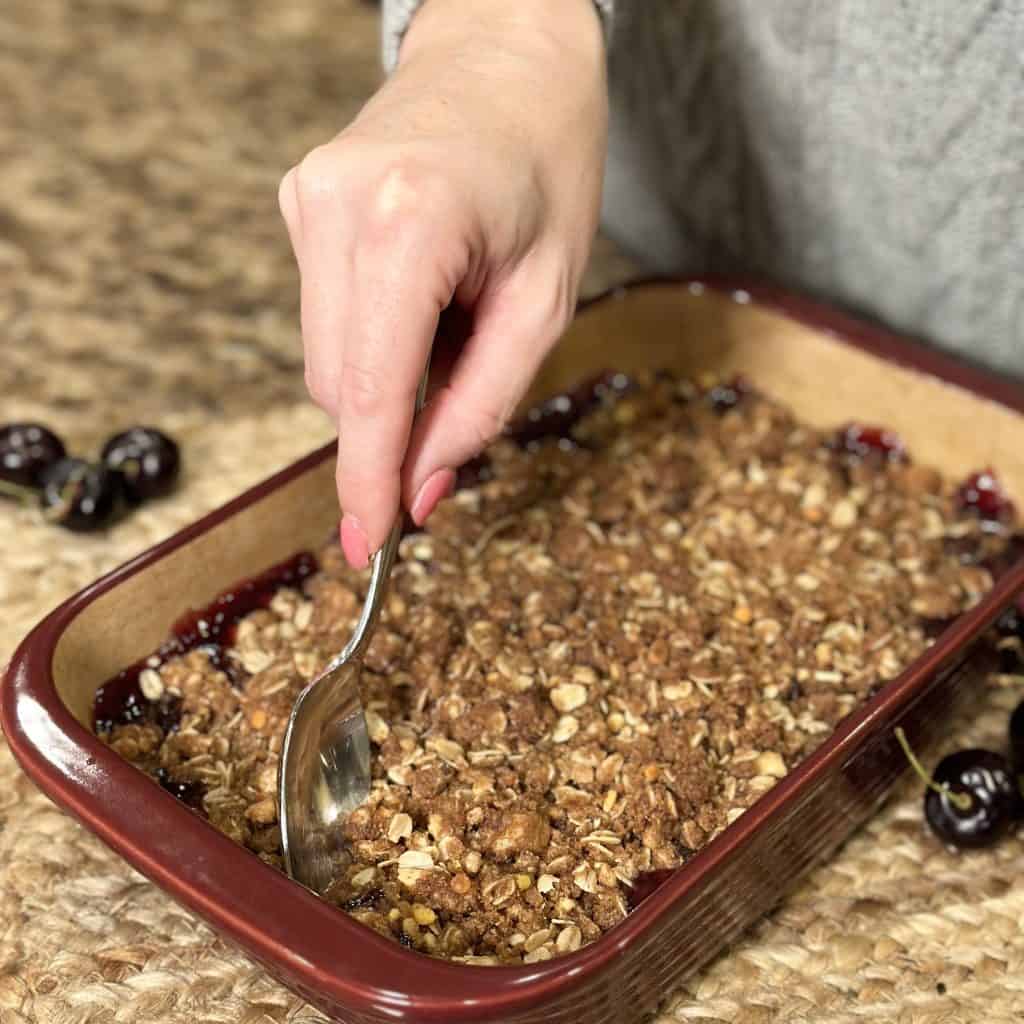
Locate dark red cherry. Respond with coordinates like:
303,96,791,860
456,454,494,490
511,392,590,449
0,422,66,489
341,887,384,913
707,376,749,413
93,672,183,736
994,605,1023,671
93,674,150,734
997,642,1022,674
956,469,1015,525
834,423,906,462
507,371,634,448
590,370,634,401
1010,700,1024,779
923,749,1018,849
996,607,1023,639
101,427,181,504
39,457,124,531
626,868,675,911
155,766,206,811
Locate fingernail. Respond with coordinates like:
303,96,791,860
410,468,456,526
340,513,370,570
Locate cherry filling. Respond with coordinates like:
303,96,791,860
93,551,318,735
626,868,676,911
170,550,316,651
448,372,634,487
155,766,206,810
706,375,750,413
455,454,495,490
506,371,633,450
341,888,385,913
957,469,1015,525
832,423,907,463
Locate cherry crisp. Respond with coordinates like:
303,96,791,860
97,371,1016,964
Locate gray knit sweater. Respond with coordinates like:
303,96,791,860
383,2,1022,375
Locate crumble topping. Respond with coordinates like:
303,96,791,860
101,371,1013,963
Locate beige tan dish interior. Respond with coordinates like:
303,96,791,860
52,284,1024,729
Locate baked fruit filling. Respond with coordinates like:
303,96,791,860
95,370,1018,964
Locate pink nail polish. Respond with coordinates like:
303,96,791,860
340,514,370,569
410,468,456,526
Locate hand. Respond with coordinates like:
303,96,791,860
278,0,607,568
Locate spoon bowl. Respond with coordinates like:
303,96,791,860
279,367,429,894
278,526,400,893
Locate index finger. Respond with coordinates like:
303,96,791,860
333,261,442,568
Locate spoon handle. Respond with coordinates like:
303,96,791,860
338,359,432,663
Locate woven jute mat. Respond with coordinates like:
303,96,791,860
2,1,1023,1021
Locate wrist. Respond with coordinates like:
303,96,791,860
399,0,605,73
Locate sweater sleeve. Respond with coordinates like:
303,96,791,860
381,0,614,71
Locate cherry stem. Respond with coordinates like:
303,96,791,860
40,465,89,524
894,727,972,812
0,479,38,506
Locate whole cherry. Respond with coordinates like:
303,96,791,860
0,422,66,489
897,729,1017,849
39,457,124,531
101,427,181,504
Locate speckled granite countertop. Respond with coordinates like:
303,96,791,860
2,4,1022,1023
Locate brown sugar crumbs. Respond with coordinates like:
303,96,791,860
100,371,1015,964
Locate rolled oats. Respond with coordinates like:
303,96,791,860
536,873,559,895
365,709,390,745
397,850,435,888
550,682,587,713
551,715,580,743
755,752,787,779
351,867,377,888
556,924,583,953
138,668,164,701
387,812,413,844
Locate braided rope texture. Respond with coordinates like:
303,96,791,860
1,1,1022,1020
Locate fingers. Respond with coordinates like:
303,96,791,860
277,167,302,263
280,161,345,415
401,253,576,524
284,147,473,566
288,147,360,421
334,172,474,565
332,278,439,568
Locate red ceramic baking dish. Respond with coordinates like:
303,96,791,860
4,279,1024,1024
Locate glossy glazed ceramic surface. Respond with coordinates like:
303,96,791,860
5,279,1024,1024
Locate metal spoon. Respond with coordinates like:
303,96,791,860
279,364,430,894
